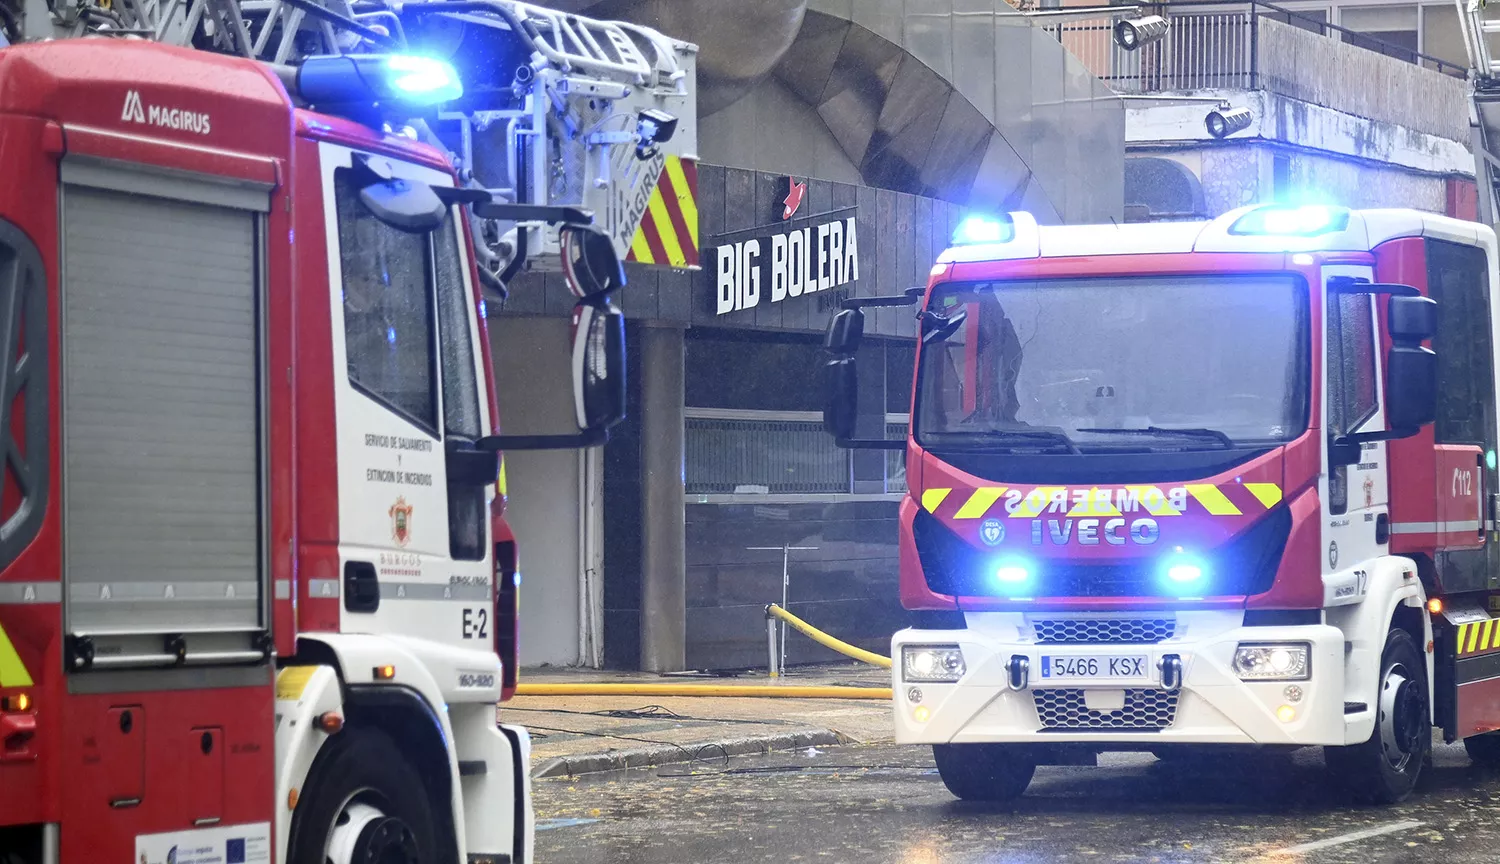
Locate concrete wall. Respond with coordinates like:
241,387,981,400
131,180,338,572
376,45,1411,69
1256,17,1468,142
699,77,865,185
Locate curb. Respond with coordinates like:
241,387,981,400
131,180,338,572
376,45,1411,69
530,728,853,778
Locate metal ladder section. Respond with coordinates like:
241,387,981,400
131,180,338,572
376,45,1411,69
13,0,699,280
1458,0,1500,225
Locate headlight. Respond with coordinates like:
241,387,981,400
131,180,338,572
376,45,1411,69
1232,643,1311,681
902,645,966,683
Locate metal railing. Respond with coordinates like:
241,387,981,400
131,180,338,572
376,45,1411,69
1041,0,1466,94
684,408,908,496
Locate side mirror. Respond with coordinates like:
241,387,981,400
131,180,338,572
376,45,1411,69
359,178,448,233
825,308,865,355
561,225,626,298
574,300,626,431
1389,295,1437,342
823,355,857,440
920,309,967,345
1386,343,1437,432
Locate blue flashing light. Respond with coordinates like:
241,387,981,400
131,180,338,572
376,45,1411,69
1229,205,1349,237
953,215,1014,246
996,564,1030,583
294,54,464,115
385,55,463,102
1166,563,1203,583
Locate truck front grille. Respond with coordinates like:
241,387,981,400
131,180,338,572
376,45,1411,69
1032,688,1178,731
1031,617,1175,645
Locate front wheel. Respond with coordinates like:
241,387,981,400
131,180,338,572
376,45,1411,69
287,727,440,864
933,743,1036,801
1325,629,1430,804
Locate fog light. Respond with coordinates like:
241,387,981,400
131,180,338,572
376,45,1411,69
913,705,932,723
1276,704,1297,723
1232,643,1311,681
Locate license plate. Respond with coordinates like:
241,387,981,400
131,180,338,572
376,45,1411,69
1040,654,1150,681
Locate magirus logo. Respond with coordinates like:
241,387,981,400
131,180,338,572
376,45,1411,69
121,89,212,136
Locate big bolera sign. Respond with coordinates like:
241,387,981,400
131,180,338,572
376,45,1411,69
714,177,860,316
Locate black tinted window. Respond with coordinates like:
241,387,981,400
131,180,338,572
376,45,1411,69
335,167,437,431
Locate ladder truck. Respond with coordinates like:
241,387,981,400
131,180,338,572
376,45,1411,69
823,202,1500,804
0,1,698,863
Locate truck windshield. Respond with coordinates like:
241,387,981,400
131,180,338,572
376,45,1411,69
915,275,1310,451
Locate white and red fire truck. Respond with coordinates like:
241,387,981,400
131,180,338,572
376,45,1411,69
0,1,697,862
824,202,1500,804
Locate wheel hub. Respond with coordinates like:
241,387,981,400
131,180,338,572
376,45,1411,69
1378,665,1423,771
354,817,420,864
326,800,420,864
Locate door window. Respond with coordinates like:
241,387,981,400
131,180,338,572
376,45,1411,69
1326,290,1378,515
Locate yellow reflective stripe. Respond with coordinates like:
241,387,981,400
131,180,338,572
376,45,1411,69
1067,487,1122,517
1469,622,1484,654
1483,619,1497,653
1126,485,1181,517
646,186,686,266
1244,482,1283,509
1187,484,1242,516
1491,619,1500,651
0,621,32,687
630,222,654,263
921,488,952,513
663,156,699,250
954,487,1006,519
497,456,508,497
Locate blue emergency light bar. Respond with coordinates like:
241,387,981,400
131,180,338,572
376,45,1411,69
294,54,463,112
1228,204,1350,237
953,215,1017,246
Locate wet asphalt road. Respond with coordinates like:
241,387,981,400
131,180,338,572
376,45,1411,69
533,741,1500,863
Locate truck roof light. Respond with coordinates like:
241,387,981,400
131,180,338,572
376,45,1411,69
1229,205,1349,237
953,215,1015,246
293,54,463,114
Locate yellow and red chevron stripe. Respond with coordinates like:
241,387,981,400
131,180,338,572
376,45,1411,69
627,155,699,268
920,482,1285,520
1457,618,1500,657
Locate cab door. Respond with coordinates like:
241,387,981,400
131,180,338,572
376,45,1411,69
1321,265,1390,581
319,141,495,655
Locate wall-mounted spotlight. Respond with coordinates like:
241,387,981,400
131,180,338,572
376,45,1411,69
1205,106,1254,138
1113,15,1169,50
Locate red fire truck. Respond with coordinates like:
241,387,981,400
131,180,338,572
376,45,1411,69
0,1,697,862
824,203,1500,804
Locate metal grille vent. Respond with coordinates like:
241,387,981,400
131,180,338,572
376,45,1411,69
1032,689,1179,731
1031,618,1175,644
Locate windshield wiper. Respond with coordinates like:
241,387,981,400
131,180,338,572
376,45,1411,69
1075,426,1236,449
931,428,1082,455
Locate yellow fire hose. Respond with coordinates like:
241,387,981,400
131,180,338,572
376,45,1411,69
511,605,893,699
764,604,892,669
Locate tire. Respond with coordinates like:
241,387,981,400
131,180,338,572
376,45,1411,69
1325,629,1430,805
287,727,440,864
933,743,1036,802
1464,730,1500,768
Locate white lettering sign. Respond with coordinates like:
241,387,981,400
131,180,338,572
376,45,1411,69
122,89,212,136
715,217,860,315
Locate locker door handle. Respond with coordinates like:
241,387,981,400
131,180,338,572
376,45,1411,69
344,561,380,613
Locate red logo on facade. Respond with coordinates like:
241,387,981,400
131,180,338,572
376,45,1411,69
390,497,413,547
783,178,807,220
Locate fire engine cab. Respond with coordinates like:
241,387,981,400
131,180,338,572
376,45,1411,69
823,203,1500,804
0,0,697,858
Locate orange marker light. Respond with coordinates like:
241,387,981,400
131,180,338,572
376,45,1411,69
288,788,299,811
374,665,396,680
13,693,30,712
316,711,344,734
1428,598,1444,615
